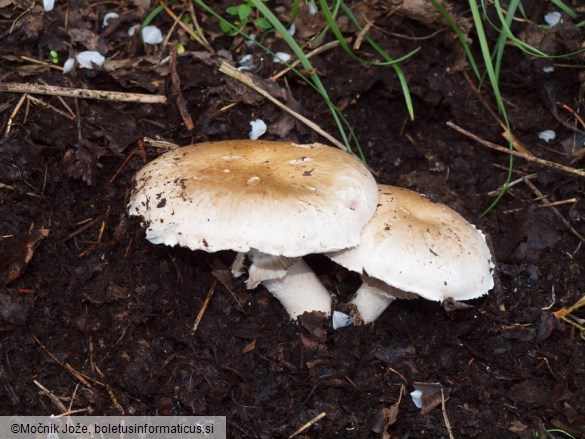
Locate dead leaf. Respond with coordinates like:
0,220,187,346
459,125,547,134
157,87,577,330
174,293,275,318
509,419,528,433
443,297,475,311
63,144,97,186
242,339,256,354
68,28,100,51
381,385,405,437
0,229,49,285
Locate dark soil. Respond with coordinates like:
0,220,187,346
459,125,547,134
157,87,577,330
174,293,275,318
1,0,585,437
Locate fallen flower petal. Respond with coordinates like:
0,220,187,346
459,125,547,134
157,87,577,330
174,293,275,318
76,51,105,69
43,0,54,11
62,57,75,74
249,119,267,140
142,25,163,45
103,12,119,27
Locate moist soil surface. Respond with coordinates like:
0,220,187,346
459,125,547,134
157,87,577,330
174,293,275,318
1,0,585,437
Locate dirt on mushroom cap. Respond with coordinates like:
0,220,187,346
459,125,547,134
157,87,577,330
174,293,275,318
128,140,378,257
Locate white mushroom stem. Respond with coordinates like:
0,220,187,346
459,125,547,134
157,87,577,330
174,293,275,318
349,283,396,324
350,276,419,324
261,259,332,319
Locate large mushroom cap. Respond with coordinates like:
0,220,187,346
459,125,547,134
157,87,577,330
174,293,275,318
328,185,494,301
128,140,378,257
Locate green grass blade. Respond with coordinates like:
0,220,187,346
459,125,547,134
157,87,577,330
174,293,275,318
338,1,417,120
468,0,514,215
549,0,578,20
248,0,358,154
195,0,364,156
141,1,174,29
430,0,481,81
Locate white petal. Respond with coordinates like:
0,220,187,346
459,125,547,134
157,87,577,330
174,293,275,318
544,12,562,27
308,0,317,15
76,51,105,69
237,54,255,71
245,33,256,48
332,311,353,329
272,52,291,64
103,12,119,27
288,24,296,36
128,25,138,36
249,119,267,140
538,130,556,143
142,25,163,45
410,390,423,408
43,0,54,11
62,58,75,74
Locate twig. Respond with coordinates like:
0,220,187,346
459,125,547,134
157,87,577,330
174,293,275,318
38,78,76,118
0,82,167,104
26,95,76,120
441,388,455,439
170,43,195,131
187,0,211,50
447,121,585,178
34,380,68,413
192,280,218,332
65,218,100,241
142,137,180,150
487,173,537,196
553,295,585,339
219,62,347,151
270,40,344,81
462,70,533,156
288,412,326,438
3,93,27,138
522,177,585,244
20,55,63,71
32,332,125,412
159,0,214,53
9,1,35,34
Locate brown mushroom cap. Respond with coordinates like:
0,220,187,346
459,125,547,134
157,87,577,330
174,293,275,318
128,140,378,258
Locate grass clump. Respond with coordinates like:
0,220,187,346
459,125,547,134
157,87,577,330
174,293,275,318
194,0,418,158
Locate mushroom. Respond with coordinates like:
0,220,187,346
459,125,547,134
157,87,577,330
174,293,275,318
128,140,378,319
328,184,494,326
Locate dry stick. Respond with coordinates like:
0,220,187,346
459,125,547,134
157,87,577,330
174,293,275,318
170,43,195,130
20,55,63,71
143,137,180,150
288,412,326,439
270,40,344,81
31,332,99,388
0,82,167,104
187,0,211,50
446,121,585,178
521,177,585,244
219,62,348,152
38,78,76,118
159,0,214,53
26,95,76,120
34,380,68,413
192,280,218,332
32,333,125,412
462,70,533,156
441,388,455,439
3,93,27,137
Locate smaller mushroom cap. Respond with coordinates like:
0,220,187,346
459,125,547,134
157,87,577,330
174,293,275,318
128,140,378,257
328,185,494,301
